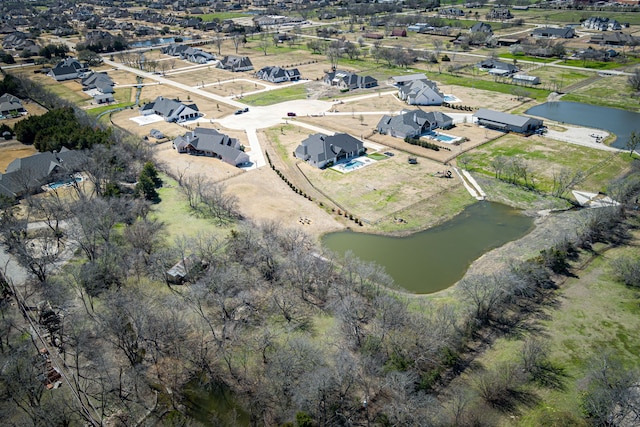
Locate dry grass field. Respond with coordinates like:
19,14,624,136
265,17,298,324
0,141,38,172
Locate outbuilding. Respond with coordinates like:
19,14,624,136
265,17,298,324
473,108,543,134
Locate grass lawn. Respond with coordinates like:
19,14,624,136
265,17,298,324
152,174,233,241
86,102,135,118
199,12,249,21
459,134,633,194
426,72,552,102
467,236,640,426
46,83,92,105
561,74,640,111
561,58,639,70
499,53,558,64
241,85,308,106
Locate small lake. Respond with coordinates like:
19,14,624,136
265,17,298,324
525,101,640,149
322,202,534,294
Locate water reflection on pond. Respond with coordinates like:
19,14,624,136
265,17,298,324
322,202,534,294
526,101,640,149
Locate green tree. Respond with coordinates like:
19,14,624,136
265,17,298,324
136,173,158,201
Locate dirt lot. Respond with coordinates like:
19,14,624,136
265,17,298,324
0,141,38,172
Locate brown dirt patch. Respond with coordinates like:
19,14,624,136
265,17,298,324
0,141,38,172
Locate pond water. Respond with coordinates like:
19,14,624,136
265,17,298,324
322,201,534,294
525,101,640,149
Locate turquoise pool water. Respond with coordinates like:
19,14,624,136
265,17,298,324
49,176,82,189
434,133,456,142
343,160,364,171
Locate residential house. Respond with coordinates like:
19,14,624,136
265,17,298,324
397,79,445,106
162,44,215,63
486,8,512,20
0,93,27,116
377,110,453,139
531,27,575,39
478,59,518,75
390,73,429,87
172,127,249,166
0,148,85,198
81,72,114,94
440,8,465,17
49,58,88,81
589,32,639,46
255,66,301,83
473,108,543,134
582,17,622,31
140,96,202,123
216,55,254,72
470,22,492,34
294,133,365,169
324,70,377,91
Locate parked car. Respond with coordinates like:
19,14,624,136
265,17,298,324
234,109,244,115
287,112,296,117
243,107,249,112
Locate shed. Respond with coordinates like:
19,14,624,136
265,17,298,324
391,29,407,37
512,74,540,85
473,108,543,134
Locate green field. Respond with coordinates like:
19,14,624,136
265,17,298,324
86,102,135,118
241,85,308,106
199,12,249,22
460,134,633,194
467,240,640,426
152,175,233,241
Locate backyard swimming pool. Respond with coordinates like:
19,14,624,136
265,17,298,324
47,176,83,190
443,94,460,103
424,131,460,143
331,157,374,173
343,160,364,170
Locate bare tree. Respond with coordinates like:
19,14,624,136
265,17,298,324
214,32,224,55
259,32,271,56
626,130,639,157
232,34,242,54
551,167,585,198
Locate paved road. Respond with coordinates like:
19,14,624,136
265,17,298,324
102,58,247,109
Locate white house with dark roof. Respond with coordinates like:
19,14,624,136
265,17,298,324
397,79,445,106
377,109,453,139
294,133,365,169
390,73,429,86
48,58,88,81
216,55,253,72
473,108,543,134
172,127,249,166
0,93,27,116
323,70,377,91
255,66,301,83
140,96,202,123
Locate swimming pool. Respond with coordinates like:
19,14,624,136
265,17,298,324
48,176,83,190
343,160,364,171
433,133,456,142
443,95,460,103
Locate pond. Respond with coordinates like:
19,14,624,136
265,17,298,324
525,101,640,149
322,201,534,294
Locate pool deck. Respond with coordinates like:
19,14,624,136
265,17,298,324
331,156,376,173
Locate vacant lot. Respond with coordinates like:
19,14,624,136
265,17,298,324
459,133,633,194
